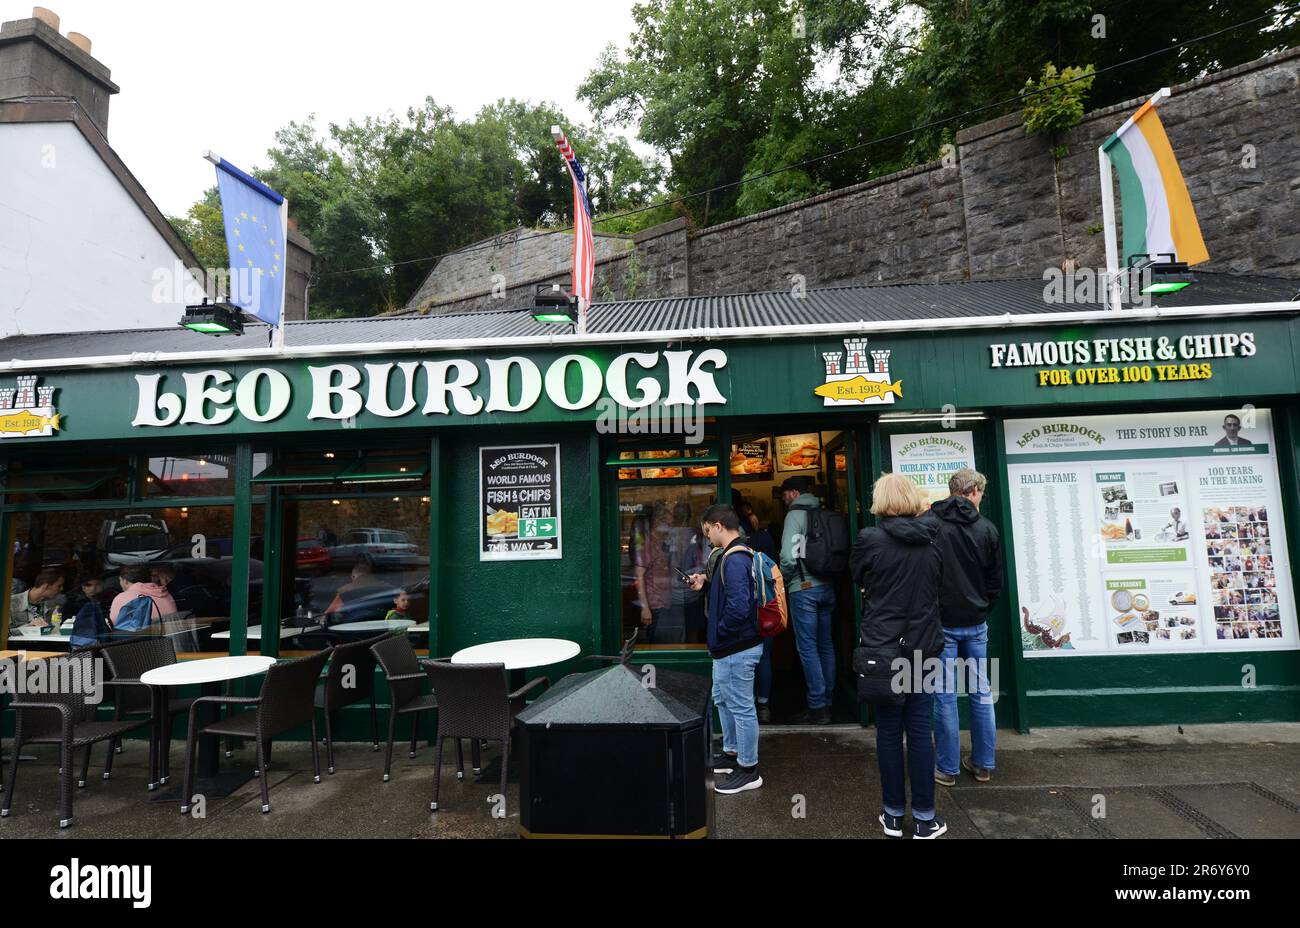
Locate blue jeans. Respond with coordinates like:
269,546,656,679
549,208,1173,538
712,643,764,767
933,623,997,775
756,638,773,704
875,691,936,820
790,584,836,709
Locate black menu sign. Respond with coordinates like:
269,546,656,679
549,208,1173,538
479,444,562,561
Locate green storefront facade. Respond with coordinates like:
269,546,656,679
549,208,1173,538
3,301,1299,733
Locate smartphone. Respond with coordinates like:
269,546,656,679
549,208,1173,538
674,567,693,585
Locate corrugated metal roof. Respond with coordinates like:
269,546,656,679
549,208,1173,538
1,273,1294,362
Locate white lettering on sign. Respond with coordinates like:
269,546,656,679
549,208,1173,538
989,332,1256,368
131,349,729,429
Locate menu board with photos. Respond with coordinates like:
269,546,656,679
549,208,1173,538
776,433,822,472
1005,410,1297,656
480,445,562,561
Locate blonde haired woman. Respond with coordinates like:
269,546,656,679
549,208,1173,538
850,472,947,838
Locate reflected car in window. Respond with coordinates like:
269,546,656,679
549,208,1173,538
328,528,424,570
101,514,169,566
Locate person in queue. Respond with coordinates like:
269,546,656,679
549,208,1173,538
851,473,947,838
687,504,764,795
734,490,778,723
779,475,837,725
925,468,1002,786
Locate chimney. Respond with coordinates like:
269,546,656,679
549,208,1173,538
0,8,119,136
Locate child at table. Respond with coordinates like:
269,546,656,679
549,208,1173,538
384,589,412,623
70,577,111,648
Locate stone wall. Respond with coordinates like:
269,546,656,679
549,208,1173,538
407,46,1300,316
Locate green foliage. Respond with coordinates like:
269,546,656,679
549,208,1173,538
1022,63,1097,138
168,188,228,281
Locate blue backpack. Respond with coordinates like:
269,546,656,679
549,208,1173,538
115,595,158,632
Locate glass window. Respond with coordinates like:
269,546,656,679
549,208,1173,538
277,497,430,653
4,505,265,655
0,454,129,502
619,484,714,649
144,451,269,497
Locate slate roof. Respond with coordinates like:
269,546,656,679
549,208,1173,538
1,273,1295,363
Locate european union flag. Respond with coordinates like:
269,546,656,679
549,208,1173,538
210,155,288,327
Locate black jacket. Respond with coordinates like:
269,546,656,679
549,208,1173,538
850,516,944,658
924,495,1003,628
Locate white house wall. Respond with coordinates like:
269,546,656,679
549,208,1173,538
0,122,203,337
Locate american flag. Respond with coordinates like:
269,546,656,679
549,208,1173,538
552,126,593,331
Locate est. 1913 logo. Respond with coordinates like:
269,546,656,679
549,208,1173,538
0,374,61,439
814,337,903,406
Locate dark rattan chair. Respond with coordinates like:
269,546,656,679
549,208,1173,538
422,661,549,815
100,636,199,788
2,652,154,828
582,629,639,666
315,633,385,774
179,650,331,815
371,635,445,782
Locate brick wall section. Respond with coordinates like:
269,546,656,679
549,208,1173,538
408,46,1300,316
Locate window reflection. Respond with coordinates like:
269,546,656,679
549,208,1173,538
5,507,264,654
620,485,713,647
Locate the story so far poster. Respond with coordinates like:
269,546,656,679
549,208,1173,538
1004,409,1297,657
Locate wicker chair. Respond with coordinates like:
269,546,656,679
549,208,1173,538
582,629,639,666
371,635,445,782
2,652,154,828
422,661,549,815
179,650,331,815
100,637,200,788
315,633,385,774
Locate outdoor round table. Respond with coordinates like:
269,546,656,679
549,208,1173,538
450,639,580,784
330,619,415,634
141,656,276,802
450,638,580,671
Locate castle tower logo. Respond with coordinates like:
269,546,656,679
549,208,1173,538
814,338,903,406
0,374,61,439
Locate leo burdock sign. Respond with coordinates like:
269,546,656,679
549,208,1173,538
480,445,562,561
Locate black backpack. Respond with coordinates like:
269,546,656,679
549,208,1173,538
790,503,851,579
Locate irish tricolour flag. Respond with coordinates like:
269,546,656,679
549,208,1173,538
1102,96,1209,266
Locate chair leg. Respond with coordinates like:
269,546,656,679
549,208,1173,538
256,737,271,813
383,709,398,782
409,714,418,759
431,736,444,812
310,719,321,784
498,738,510,819
369,695,380,751
147,691,159,791
161,708,173,784
180,716,200,815
60,739,74,828
2,736,20,816
78,743,92,789
323,709,335,775
103,732,118,781
471,738,481,777
455,737,465,780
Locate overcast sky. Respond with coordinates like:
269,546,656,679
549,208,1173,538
10,0,642,215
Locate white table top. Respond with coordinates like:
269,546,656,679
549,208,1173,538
9,626,69,640
407,623,430,633
212,626,318,641
141,655,276,687
451,638,580,671
331,619,415,633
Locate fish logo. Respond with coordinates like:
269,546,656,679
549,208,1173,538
0,374,61,439
814,378,903,403
817,339,901,406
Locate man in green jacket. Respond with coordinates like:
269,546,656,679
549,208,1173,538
780,476,836,724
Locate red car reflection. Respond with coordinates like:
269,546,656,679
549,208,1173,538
296,538,333,574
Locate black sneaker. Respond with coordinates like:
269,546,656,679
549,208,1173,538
913,816,948,839
878,811,904,838
710,752,738,775
714,764,763,795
